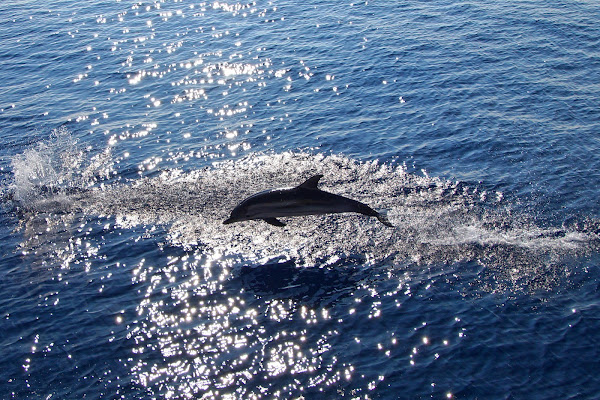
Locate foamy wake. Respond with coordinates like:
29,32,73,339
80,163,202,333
8,130,600,291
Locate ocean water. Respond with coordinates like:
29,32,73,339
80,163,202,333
1,0,600,399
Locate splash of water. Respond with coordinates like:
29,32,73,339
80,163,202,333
10,127,112,212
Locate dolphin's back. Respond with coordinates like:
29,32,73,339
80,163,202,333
245,187,379,218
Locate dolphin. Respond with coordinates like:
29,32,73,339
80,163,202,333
223,174,393,227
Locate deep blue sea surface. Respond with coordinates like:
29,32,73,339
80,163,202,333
1,1,600,399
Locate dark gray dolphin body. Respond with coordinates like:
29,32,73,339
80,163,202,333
223,175,393,227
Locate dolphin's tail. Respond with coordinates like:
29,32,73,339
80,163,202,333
376,211,394,228
354,201,394,227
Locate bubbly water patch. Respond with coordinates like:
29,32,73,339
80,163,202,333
47,155,600,290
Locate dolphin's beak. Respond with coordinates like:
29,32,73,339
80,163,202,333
223,218,234,225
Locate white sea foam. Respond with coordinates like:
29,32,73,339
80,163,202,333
10,133,599,292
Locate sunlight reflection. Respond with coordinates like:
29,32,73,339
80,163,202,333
127,249,354,398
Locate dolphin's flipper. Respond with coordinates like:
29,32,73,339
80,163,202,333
263,217,286,227
297,174,323,190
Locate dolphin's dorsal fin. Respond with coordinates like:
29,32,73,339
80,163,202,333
298,174,323,189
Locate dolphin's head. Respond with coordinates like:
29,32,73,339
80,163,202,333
223,202,249,225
